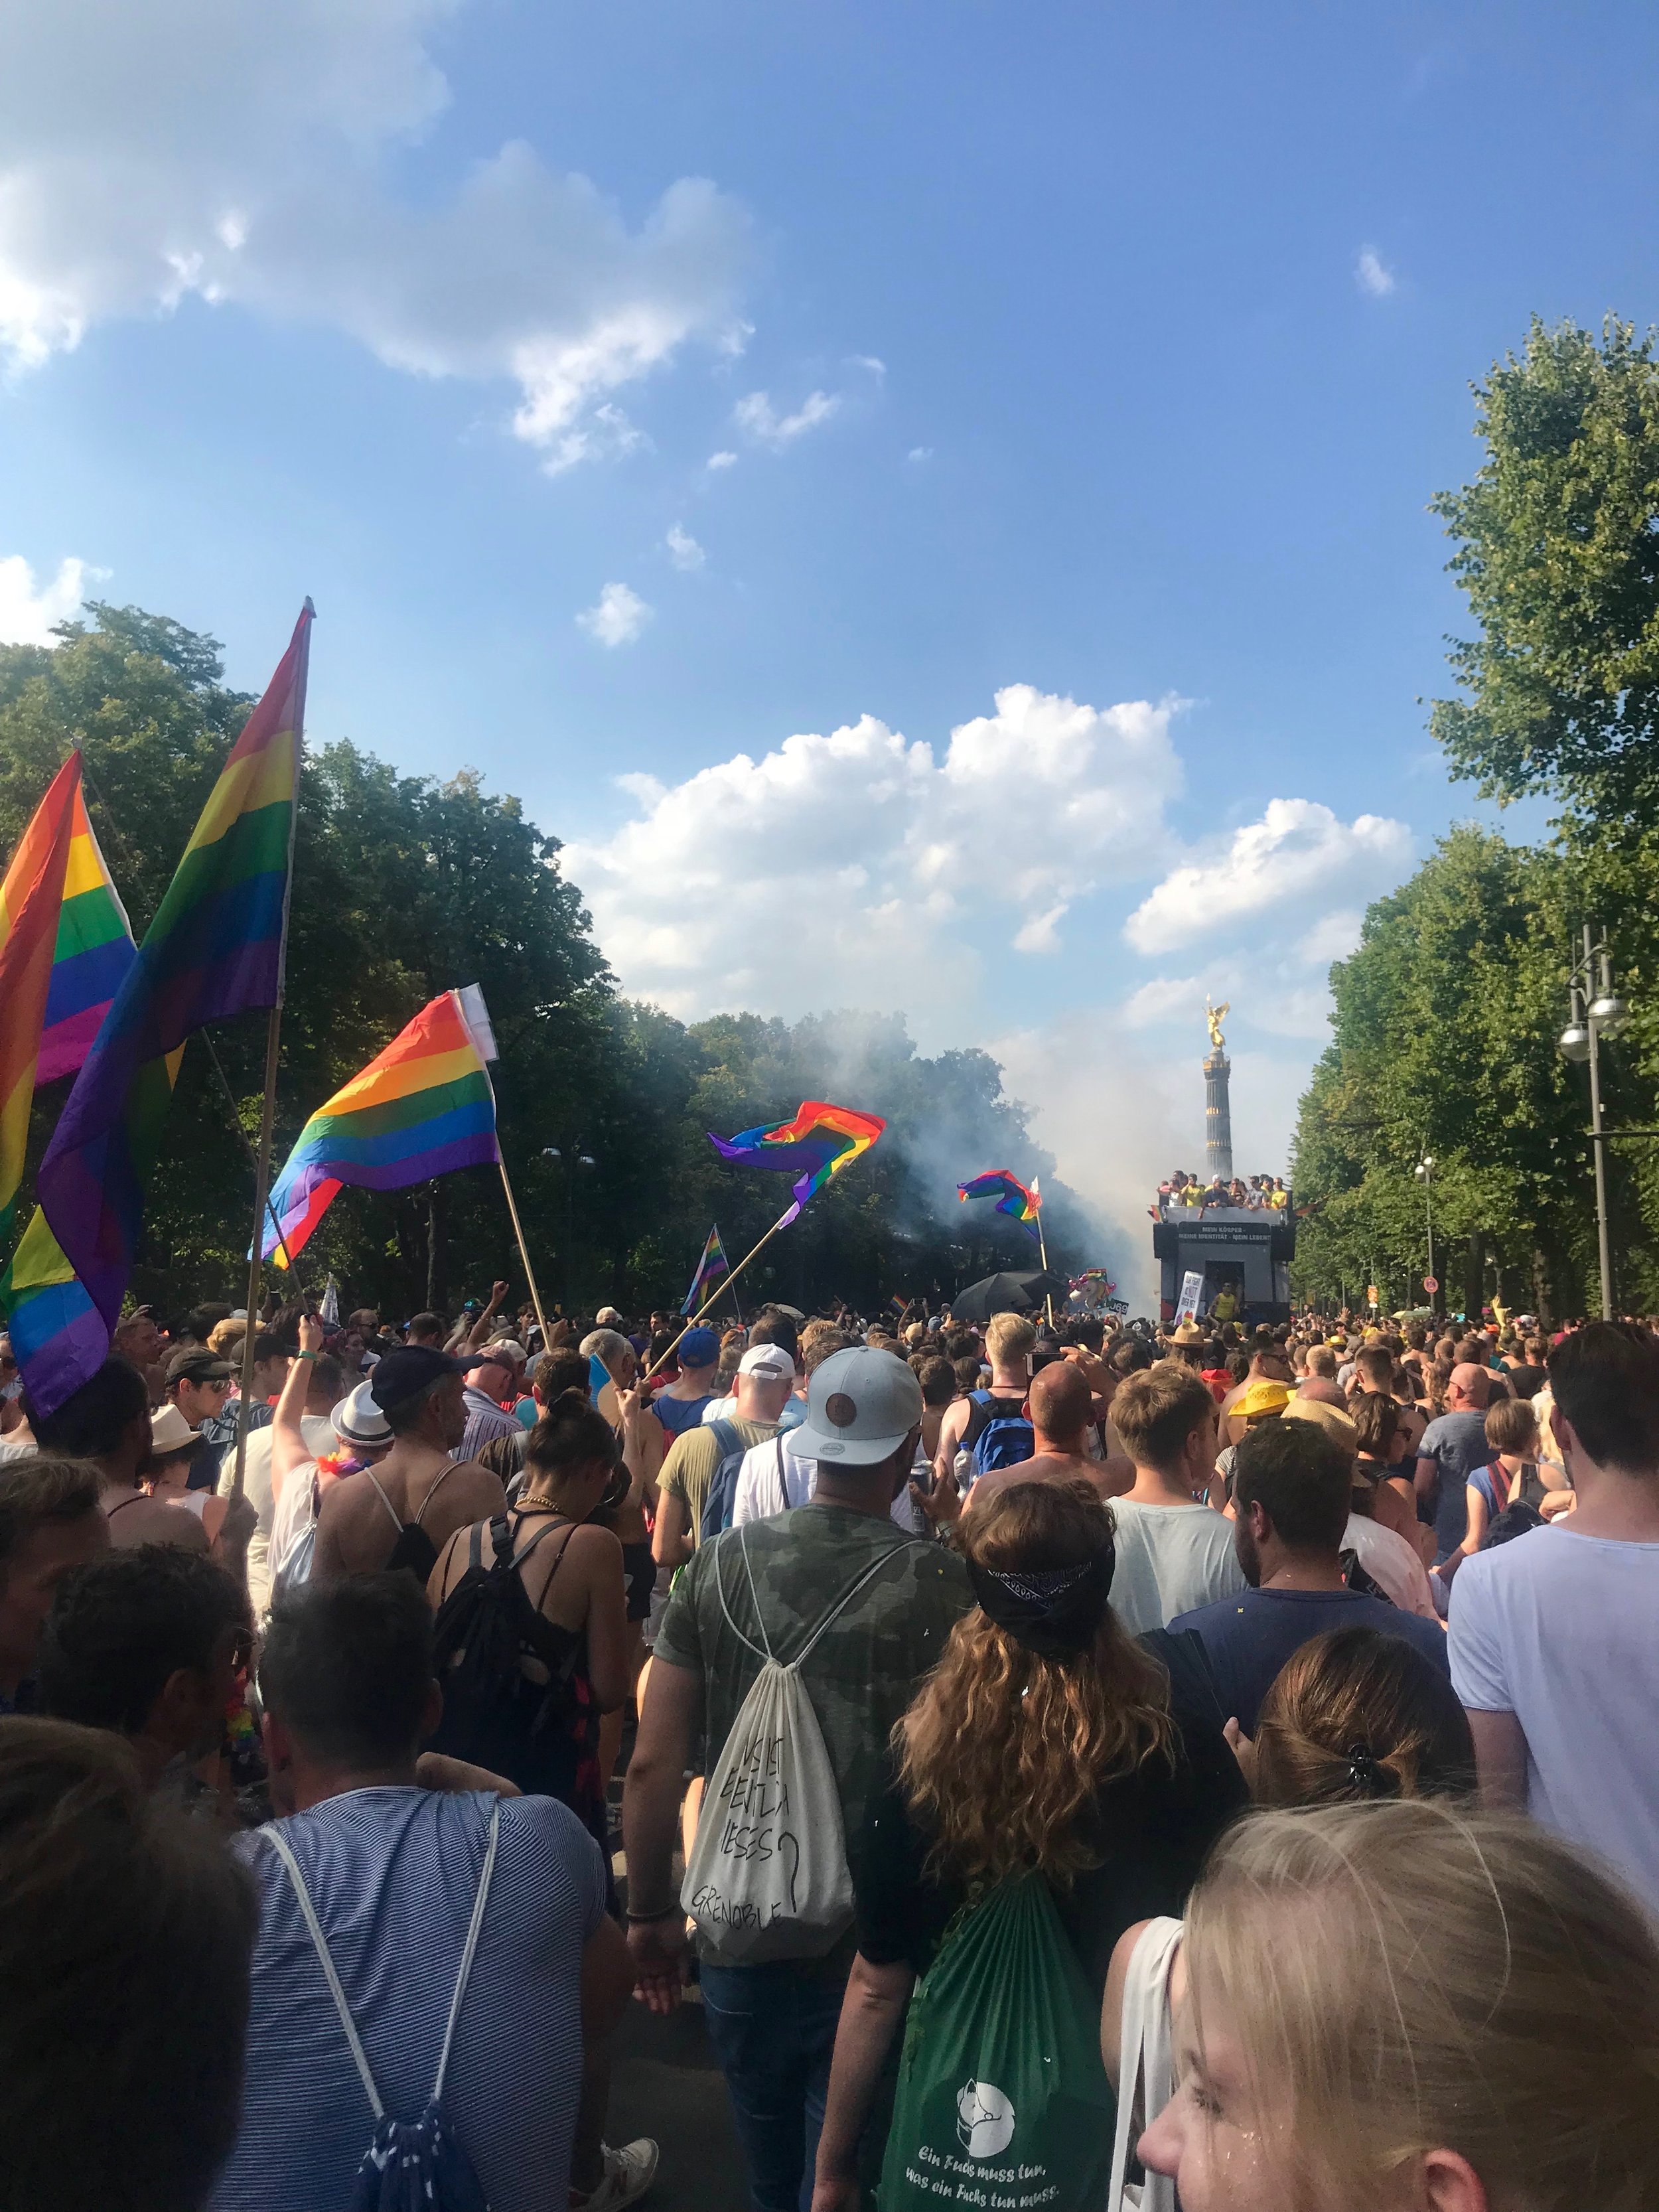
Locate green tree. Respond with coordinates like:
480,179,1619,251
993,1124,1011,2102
1431,317,1659,821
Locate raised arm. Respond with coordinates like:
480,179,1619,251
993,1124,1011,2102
270,1317,324,1505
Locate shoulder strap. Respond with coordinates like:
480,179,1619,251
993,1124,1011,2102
415,1457,461,1528
707,1418,741,1461
723,1522,911,1672
258,1824,385,2122
774,1432,790,1516
431,1800,501,2103
363,1468,404,1536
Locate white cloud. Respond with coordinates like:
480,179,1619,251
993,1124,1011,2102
1122,973,1208,1029
849,354,886,379
733,388,840,448
705,449,737,470
1355,245,1396,298
576,581,652,648
1296,907,1365,968
0,553,91,644
665,522,705,571
906,445,933,463
0,1,751,467
563,684,1183,1019
1124,798,1411,954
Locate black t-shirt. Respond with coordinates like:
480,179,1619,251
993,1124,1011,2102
851,1672,1248,1997
1507,1363,1547,1401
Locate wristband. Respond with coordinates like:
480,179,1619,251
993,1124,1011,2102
625,1904,681,1925
295,1349,320,1362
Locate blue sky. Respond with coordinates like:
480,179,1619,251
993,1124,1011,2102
0,0,1647,1292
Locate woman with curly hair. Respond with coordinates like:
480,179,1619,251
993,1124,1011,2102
810,1478,1246,2212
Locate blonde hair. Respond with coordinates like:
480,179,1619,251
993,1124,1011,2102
896,1479,1173,1894
984,1312,1036,1369
1183,1801,1659,2211
1110,1359,1215,1470
206,1318,246,1358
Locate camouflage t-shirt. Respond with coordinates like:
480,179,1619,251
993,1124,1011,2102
654,1501,974,1919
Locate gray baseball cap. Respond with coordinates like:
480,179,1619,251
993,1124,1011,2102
792,1345,924,1466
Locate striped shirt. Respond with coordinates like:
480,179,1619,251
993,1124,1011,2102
459,1385,522,1465
211,1785,606,2212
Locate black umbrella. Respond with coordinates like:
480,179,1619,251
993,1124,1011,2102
948,1270,1069,1323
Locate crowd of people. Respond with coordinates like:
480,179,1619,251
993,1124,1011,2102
0,1280,1654,2211
1153,1170,1289,1215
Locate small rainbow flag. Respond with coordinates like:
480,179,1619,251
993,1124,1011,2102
957,1168,1043,1240
0,755,134,1248
708,1100,885,1227
261,988,500,1264
16,607,311,1418
681,1223,730,1316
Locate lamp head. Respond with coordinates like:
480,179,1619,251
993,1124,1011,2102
1589,992,1628,1033
1558,1021,1591,1064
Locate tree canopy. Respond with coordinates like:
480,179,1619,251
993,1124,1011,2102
1293,315,1659,1322
0,605,1094,1320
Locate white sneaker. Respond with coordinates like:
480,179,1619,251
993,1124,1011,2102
572,2138,659,2211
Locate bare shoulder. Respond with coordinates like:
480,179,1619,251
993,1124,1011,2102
449,1458,510,1512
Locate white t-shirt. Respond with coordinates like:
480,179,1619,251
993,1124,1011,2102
220,1414,335,1613
1108,1498,1247,1635
729,1428,924,1535
1343,1513,1437,1619
1449,1522,1659,1914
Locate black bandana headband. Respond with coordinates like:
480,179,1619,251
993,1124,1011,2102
966,1542,1115,1659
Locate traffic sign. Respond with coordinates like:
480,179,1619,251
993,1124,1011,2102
1423,1276,1439,1294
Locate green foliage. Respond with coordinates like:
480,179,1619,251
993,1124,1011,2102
1430,317,1659,819
0,605,1091,1323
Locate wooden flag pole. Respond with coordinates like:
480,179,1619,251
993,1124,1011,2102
1034,1193,1055,1327
202,1033,311,1297
640,1206,794,1384
497,1153,549,1350
230,1002,286,1503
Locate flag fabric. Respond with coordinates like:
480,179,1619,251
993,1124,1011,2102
707,1100,886,1228
0,757,79,1248
681,1224,730,1316
957,1169,1042,1240
40,769,136,1084
0,754,137,1252
17,606,311,1418
261,989,499,1265
0,1211,107,1414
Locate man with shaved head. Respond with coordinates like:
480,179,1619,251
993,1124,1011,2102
1415,1361,1493,1562
965,1361,1132,1511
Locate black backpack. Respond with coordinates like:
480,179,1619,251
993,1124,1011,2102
426,1514,582,1797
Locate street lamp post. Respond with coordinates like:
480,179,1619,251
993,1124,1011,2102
1414,1153,1436,1315
1557,922,1628,1323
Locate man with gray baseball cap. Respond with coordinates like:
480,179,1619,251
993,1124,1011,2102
624,1344,972,2211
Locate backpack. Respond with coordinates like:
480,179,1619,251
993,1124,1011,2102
425,1515,583,1797
879,1873,1114,2212
964,1391,1033,1483
271,1474,321,1605
258,1803,499,2212
681,1526,906,1962
366,1464,460,1585
698,1420,752,1544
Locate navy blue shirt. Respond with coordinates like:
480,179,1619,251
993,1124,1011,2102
1167,1585,1451,1732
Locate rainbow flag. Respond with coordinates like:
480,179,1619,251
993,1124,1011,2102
707,1100,885,1227
261,988,500,1264
17,607,311,1417
681,1223,730,1316
958,1168,1042,1239
40,770,135,1084
0,755,134,1248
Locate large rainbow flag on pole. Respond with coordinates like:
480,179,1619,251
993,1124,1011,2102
9,607,312,1417
261,988,500,1265
0,755,134,1246
707,1100,885,1226
957,1168,1043,1240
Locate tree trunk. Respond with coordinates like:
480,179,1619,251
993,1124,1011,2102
1531,1246,1552,1335
1464,1230,1485,1323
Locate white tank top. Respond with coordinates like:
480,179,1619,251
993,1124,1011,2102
1107,1915,1183,2212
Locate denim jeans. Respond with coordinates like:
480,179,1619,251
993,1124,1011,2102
699,1959,851,2212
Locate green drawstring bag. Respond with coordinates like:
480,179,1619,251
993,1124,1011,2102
878,1873,1114,2211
